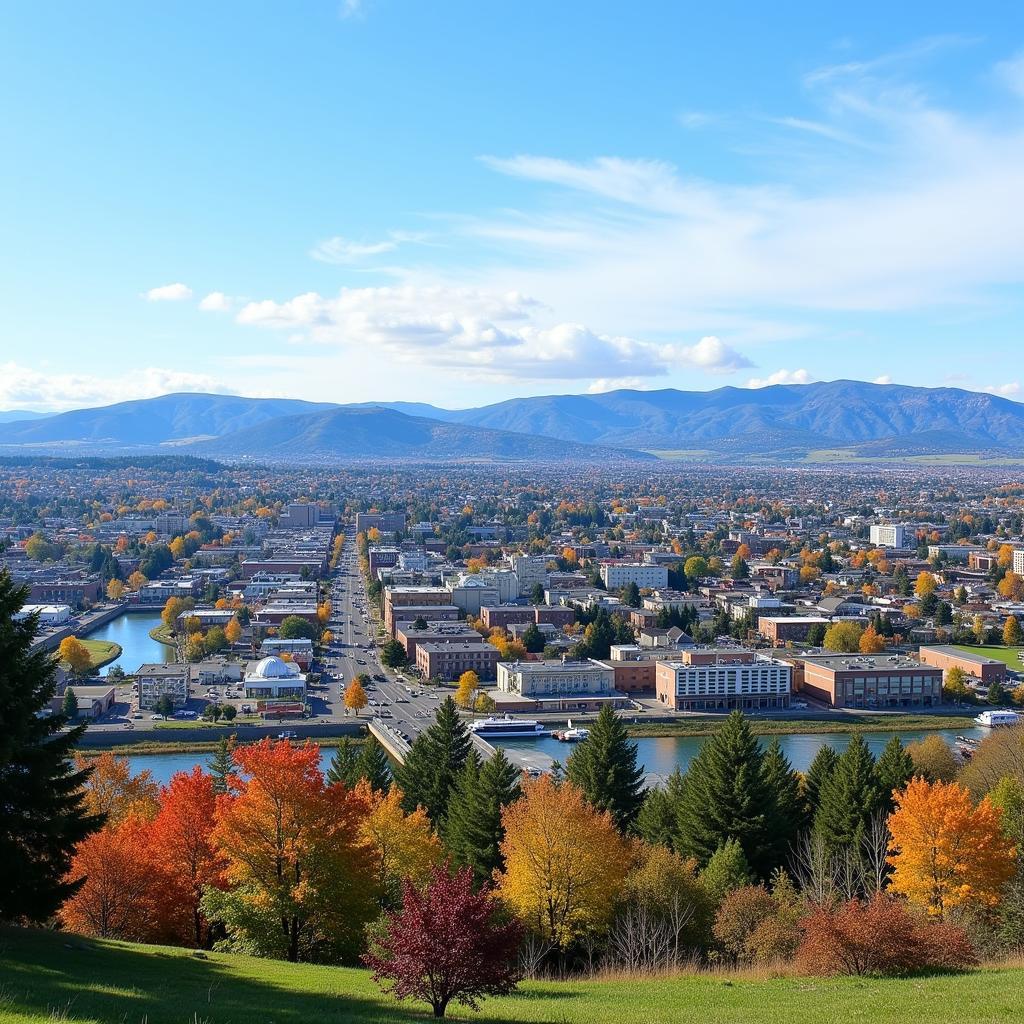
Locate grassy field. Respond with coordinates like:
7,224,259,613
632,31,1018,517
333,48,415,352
954,645,1024,674
76,734,366,756
148,624,177,647
1,927,1022,1024
65,639,121,672
625,712,978,739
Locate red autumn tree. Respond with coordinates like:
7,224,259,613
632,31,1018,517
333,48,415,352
149,767,226,946
796,893,976,977
364,863,523,1019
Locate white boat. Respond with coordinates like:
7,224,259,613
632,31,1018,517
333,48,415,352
974,709,1020,728
468,715,547,738
554,718,590,742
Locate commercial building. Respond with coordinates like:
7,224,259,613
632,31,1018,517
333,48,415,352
395,621,483,660
869,524,910,548
383,586,453,633
757,615,831,646
504,553,548,597
62,684,116,719
355,511,407,534
136,663,190,710
14,603,72,626
259,637,315,669
243,656,307,701
600,562,670,590
789,654,942,709
415,641,501,681
497,659,616,698
655,649,791,711
1015,549,1024,576
918,645,1007,685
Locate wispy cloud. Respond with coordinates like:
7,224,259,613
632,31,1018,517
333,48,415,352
747,368,814,388
310,235,399,264
144,282,192,302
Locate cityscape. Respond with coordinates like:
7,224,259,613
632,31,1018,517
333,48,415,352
3,3,1024,1023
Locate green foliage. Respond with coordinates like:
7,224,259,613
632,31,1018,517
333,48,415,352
380,639,407,668
61,686,78,720
875,736,914,813
802,744,839,821
699,838,754,906
636,769,686,849
279,616,319,641
813,735,880,853
326,738,361,788
355,737,392,794
565,705,646,832
759,738,805,866
207,736,235,794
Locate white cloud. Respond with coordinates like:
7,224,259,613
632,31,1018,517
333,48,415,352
143,282,192,302
235,286,752,382
746,368,814,388
0,363,234,412
587,377,649,393
984,382,1021,397
873,374,894,385
198,291,233,312
995,51,1024,98
310,236,398,264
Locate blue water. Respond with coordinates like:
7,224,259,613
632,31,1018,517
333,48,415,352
124,728,986,787
84,612,175,676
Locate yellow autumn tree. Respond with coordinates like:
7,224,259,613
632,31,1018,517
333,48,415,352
58,636,93,675
887,777,1016,920
454,670,480,709
354,780,441,896
344,678,368,717
105,579,124,600
496,775,629,947
75,751,160,826
224,617,242,645
859,624,886,653
914,572,938,599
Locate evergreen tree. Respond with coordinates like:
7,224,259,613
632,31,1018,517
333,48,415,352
874,736,914,814
802,744,839,821
760,738,805,864
0,572,102,921
394,696,472,825
636,768,686,849
674,711,775,876
813,735,880,853
699,838,753,905
326,737,360,787
207,735,235,794
565,704,646,831
355,735,392,793
529,582,545,605
445,748,520,885
61,686,78,720
521,623,545,653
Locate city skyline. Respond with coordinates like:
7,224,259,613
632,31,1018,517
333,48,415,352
3,3,1024,411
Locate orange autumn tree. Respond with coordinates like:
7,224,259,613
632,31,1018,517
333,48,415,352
496,775,628,948
149,767,226,946
76,751,160,825
202,739,376,962
887,777,1016,920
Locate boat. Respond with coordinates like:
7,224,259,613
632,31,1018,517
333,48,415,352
974,709,1020,728
554,718,590,742
468,715,547,738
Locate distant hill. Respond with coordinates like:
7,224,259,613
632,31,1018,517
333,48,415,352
0,409,48,424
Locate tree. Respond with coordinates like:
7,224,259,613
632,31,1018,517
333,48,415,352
684,556,709,580
497,775,628,947
58,636,92,675
76,751,160,825
674,711,775,877
858,624,886,653
202,739,376,962
326,738,360,787
730,553,750,580
699,838,754,906
521,622,545,653
875,736,915,813
906,734,958,783
474,691,496,715
320,628,333,646
62,686,78,720
126,570,148,592
887,778,1016,919
444,748,520,885
357,781,441,901
814,735,880,854
364,865,523,1020
943,665,973,703
454,670,479,710
356,736,393,794
803,744,840,821
154,694,174,718
0,573,101,922
344,678,369,717
279,615,318,640
105,579,124,601
161,596,194,630
760,738,805,864
1005,616,1023,647
636,769,687,850
822,622,863,653
621,581,642,607
915,572,938,599
988,680,1008,705
380,638,407,667
529,582,546,605
565,704,645,832
225,617,242,645
394,697,471,826
207,736,236,795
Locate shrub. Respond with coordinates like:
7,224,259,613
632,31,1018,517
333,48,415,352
796,894,976,976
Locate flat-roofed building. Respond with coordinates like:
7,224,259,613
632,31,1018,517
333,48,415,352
415,641,500,681
655,649,791,711
243,656,307,701
395,621,482,659
13,603,72,626
383,587,453,633
870,524,910,548
60,684,116,719
758,615,830,646
788,653,942,709
918,645,1007,685
600,562,669,590
497,659,615,698
136,663,190,710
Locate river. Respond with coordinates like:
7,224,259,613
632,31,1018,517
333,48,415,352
123,727,987,786
84,612,176,676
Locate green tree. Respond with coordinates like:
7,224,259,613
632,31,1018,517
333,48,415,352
445,748,521,886
61,687,78,721
520,623,545,653
699,838,754,905
802,744,839,822
620,581,642,607
207,735,235,794
822,621,863,653
813,735,880,853
683,556,709,580
278,615,318,640
355,736,392,794
875,736,915,813
674,711,775,876
529,582,545,605
565,704,646,832
380,638,407,668
0,572,102,921
636,769,686,850
988,680,1008,705
760,738,805,864
730,554,750,580
154,694,174,718
394,697,472,826
326,738,360,787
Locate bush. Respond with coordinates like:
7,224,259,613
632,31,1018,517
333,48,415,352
796,894,976,976
712,877,801,965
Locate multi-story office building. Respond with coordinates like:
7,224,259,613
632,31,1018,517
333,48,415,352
136,663,190,710
600,562,669,590
415,641,501,681
869,524,910,548
655,649,791,711
788,653,942,709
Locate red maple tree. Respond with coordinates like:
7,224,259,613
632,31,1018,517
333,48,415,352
363,863,523,1019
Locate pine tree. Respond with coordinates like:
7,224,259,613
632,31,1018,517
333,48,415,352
565,704,646,831
802,744,839,821
355,735,392,793
207,735,235,794
813,735,880,853
394,696,472,825
674,711,774,876
0,572,102,921
874,736,914,814
445,747,521,885
699,838,754,905
326,737,360,787
760,738,805,865
61,686,78,720
636,768,686,849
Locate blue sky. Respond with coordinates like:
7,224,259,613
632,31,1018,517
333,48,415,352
2,2,1024,410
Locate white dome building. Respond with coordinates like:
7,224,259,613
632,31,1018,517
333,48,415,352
244,655,306,701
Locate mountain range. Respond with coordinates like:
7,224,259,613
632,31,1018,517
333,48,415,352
1,381,1022,463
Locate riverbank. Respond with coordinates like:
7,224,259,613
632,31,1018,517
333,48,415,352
148,623,177,647
76,733,368,757
624,712,979,738
73,639,122,671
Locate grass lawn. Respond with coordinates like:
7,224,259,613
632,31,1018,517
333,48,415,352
64,639,121,672
1,927,1022,1024
626,712,978,739
953,645,1024,674
148,623,177,647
